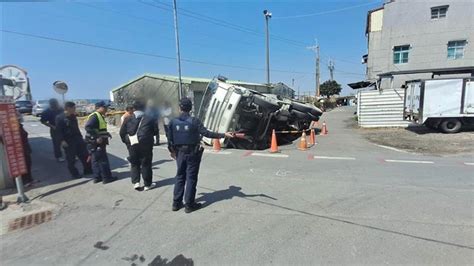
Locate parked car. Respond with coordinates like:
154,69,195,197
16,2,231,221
32,100,49,117
198,79,322,150
74,99,112,116
15,100,33,114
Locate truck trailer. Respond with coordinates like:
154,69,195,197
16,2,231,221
404,78,474,133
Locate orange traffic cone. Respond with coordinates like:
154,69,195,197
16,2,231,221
309,128,316,145
321,121,328,135
298,131,308,151
213,138,221,152
269,129,279,153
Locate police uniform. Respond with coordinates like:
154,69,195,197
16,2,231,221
40,106,64,160
85,105,115,183
56,112,92,178
167,98,225,212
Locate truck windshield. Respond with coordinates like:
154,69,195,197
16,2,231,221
197,79,218,120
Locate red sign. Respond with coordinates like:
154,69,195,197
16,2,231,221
0,96,27,177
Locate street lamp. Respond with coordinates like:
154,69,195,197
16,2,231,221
263,10,272,86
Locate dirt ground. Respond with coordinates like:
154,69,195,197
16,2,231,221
346,118,474,155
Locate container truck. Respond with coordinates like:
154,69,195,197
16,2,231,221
404,78,474,133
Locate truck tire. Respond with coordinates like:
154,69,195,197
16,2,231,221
291,102,322,117
424,119,437,130
439,118,462,133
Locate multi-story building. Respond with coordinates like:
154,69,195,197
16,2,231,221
365,0,473,88
352,0,474,127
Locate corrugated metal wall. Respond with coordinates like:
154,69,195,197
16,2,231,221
357,89,409,127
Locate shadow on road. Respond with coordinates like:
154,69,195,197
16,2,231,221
1,137,129,197
405,124,474,135
148,254,194,266
196,185,277,209
30,179,92,200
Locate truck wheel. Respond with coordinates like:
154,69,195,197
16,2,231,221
439,118,462,133
424,119,437,129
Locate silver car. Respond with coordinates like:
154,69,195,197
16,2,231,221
32,100,49,117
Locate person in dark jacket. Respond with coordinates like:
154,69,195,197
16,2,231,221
18,113,33,187
145,99,161,146
120,101,158,191
85,101,117,184
56,102,92,179
40,98,64,162
167,98,234,213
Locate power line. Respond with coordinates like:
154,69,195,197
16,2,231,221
143,0,309,47
75,1,305,54
75,2,174,28
274,0,381,19
1,29,322,75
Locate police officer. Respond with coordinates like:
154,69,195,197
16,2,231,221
55,102,92,179
167,98,234,213
85,101,117,184
40,98,65,162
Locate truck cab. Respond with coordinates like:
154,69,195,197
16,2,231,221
198,79,322,149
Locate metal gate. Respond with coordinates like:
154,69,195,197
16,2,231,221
357,89,410,127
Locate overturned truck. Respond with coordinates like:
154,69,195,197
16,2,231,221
198,79,322,150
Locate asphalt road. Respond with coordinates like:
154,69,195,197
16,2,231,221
1,107,473,265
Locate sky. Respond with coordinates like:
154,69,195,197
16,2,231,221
0,0,382,100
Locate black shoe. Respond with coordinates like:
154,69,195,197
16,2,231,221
93,177,102,183
184,203,202,213
172,202,184,212
103,176,118,184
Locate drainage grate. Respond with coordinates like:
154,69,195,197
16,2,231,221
8,210,53,232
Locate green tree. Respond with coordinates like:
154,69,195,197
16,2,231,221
319,80,342,98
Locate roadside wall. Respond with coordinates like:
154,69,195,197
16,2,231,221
357,88,410,128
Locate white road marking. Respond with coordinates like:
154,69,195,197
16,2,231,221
251,152,289,158
373,143,410,154
155,146,168,150
464,162,474,166
204,150,231,155
313,156,356,160
385,159,434,164
30,124,39,127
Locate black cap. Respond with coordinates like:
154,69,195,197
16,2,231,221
179,98,192,112
95,101,108,109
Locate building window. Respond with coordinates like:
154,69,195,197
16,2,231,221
393,45,410,64
431,5,448,19
447,40,467,59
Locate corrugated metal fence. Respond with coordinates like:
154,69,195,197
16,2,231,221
357,88,409,127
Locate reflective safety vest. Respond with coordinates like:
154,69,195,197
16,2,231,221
88,111,108,134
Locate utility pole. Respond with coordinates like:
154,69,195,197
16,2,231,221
292,78,295,99
328,59,335,81
263,10,272,86
307,40,320,98
172,0,183,99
